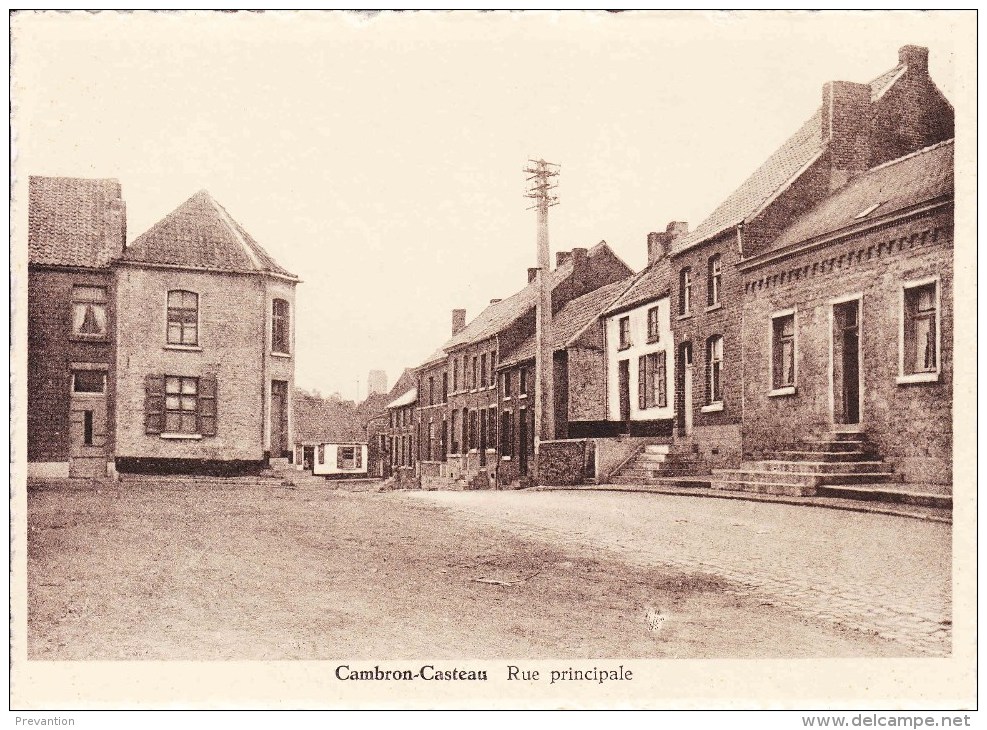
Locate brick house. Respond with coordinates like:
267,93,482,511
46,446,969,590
364,367,415,478
113,190,299,475
414,242,633,487
385,383,418,484
27,176,127,478
667,44,953,473
736,139,953,487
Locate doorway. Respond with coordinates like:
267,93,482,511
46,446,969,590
69,368,108,478
677,342,693,436
618,359,631,425
832,299,861,425
518,407,528,475
271,380,289,457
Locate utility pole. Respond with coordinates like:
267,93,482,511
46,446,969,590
524,158,559,469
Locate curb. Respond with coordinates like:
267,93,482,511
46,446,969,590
530,484,953,524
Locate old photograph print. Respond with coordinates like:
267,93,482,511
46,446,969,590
10,9,974,708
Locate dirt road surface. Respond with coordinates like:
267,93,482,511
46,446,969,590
27,481,938,660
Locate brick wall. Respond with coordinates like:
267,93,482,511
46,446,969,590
537,439,589,486
670,232,743,433
28,267,116,463
114,265,267,463
740,208,952,484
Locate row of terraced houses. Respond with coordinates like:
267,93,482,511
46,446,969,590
376,45,954,498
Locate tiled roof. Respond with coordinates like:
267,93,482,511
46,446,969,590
765,139,953,253
428,242,614,365
293,393,365,444
672,65,907,254
28,176,123,267
499,276,638,367
603,254,672,316
122,190,296,278
387,387,418,409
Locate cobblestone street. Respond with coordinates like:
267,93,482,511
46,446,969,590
402,490,952,655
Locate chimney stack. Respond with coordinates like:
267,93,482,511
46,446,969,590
898,44,929,74
570,247,588,269
646,223,687,265
490,298,502,305
666,221,689,240
555,251,572,268
822,80,872,191
528,267,540,284
452,309,466,336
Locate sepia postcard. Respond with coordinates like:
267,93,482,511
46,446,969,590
8,9,977,713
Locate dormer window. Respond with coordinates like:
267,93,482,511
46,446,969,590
167,290,199,346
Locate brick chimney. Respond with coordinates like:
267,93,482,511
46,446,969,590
570,247,588,269
555,251,572,268
822,80,872,191
452,309,466,336
104,196,127,262
899,44,928,73
528,267,540,283
646,222,688,265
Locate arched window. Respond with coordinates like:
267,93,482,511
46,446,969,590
707,254,722,306
272,298,290,354
679,267,692,315
167,290,199,346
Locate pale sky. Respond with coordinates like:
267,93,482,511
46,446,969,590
11,10,968,401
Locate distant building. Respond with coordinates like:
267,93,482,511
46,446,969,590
367,369,388,396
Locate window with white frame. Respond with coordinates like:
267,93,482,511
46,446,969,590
637,351,667,409
707,335,723,404
647,306,661,343
618,316,631,350
901,280,939,378
771,311,796,389
272,298,290,354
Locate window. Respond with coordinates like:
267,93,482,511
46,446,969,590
902,281,938,377
427,422,435,461
461,408,468,452
480,354,488,387
707,336,723,404
272,298,290,353
165,376,198,433
708,255,722,307
428,376,435,406
679,268,692,315
337,446,360,470
452,358,459,392
637,352,668,410
647,307,661,343
72,286,108,338
441,420,448,458
468,410,478,450
72,370,105,394
145,373,216,436
618,316,631,350
472,356,478,389
442,373,448,402
166,290,199,346
489,351,496,385
772,312,796,389
503,371,513,398
318,444,325,464
519,367,528,396
488,406,497,449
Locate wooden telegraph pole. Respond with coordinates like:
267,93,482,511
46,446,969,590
524,158,559,476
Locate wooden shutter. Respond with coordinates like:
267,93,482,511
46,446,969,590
199,374,218,436
145,374,164,434
638,356,647,410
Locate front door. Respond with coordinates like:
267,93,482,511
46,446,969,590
271,380,289,457
69,369,108,478
618,359,631,425
303,446,315,472
832,300,861,425
518,408,528,475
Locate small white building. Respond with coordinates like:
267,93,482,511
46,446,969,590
601,230,679,433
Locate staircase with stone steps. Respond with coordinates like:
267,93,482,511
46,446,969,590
610,442,711,487
711,430,901,497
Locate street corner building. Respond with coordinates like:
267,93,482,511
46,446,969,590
27,183,300,478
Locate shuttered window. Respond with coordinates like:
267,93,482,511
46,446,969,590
145,373,217,436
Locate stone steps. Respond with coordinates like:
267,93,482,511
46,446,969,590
816,484,951,509
744,459,888,474
776,450,877,462
713,468,901,488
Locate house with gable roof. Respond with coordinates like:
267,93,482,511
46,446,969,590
666,44,954,475
113,190,300,475
413,242,633,488
27,176,127,478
